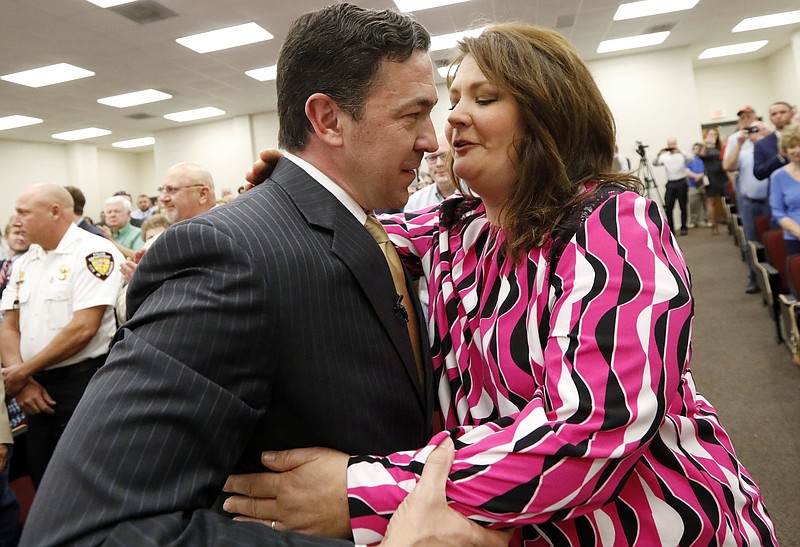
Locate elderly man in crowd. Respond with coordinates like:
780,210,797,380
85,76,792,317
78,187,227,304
101,195,144,259
159,161,216,223
0,184,123,488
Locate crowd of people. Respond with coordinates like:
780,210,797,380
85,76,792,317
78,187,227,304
648,102,800,295
0,162,221,544
0,2,788,546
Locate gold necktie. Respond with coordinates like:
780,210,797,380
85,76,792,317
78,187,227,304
365,216,425,387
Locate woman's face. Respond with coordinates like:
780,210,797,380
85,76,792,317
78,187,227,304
786,143,800,165
705,129,718,144
446,55,522,208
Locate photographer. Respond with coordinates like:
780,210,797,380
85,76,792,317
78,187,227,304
653,138,691,235
723,119,772,293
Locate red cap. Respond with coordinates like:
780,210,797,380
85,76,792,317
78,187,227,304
737,106,755,116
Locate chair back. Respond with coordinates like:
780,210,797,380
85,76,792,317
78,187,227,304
754,215,772,244
763,229,790,294
787,254,800,299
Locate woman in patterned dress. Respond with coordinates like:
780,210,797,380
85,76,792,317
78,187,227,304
231,23,777,547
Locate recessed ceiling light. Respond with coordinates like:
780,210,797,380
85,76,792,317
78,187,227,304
614,0,699,20
176,23,273,54
393,0,471,12
697,40,768,60
245,65,277,82
85,0,139,7
112,137,155,149
430,28,485,52
52,127,112,141
732,10,800,32
0,115,44,131
1,63,94,88
597,31,670,53
98,89,172,108
164,107,225,122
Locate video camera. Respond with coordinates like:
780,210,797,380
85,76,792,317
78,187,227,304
635,141,648,158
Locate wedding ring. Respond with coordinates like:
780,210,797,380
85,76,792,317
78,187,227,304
271,520,277,530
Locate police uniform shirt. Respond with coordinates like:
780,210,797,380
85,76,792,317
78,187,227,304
0,223,123,370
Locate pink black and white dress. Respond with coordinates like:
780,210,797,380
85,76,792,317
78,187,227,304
347,189,776,546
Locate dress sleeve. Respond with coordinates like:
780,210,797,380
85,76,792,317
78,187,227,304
348,194,692,543
769,170,788,226
379,205,441,279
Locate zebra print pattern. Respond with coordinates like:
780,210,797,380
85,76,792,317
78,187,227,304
347,191,777,546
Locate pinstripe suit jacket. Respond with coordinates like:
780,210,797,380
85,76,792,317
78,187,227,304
21,158,434,546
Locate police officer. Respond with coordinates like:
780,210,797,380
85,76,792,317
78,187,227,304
0,183,123,488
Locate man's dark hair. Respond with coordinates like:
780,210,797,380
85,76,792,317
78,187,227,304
64,185,86,215
277,2,430,151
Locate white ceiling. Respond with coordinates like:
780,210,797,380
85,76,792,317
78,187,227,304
1,0,798,150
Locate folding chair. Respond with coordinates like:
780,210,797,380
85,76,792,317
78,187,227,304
752,229,788,342
778,253,800,366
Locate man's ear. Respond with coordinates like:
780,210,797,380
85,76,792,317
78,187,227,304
198,186,212,204
305,93,345,147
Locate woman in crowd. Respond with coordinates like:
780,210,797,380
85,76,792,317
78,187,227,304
698,127,727,234
769,124,800,255
230,23,776,546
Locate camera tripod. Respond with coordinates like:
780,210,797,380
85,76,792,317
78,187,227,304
635,154,664,206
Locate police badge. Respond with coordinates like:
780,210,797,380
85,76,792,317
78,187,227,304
85,251,115,280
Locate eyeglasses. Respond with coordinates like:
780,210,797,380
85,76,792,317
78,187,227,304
425,152,447,164
158,184,205,195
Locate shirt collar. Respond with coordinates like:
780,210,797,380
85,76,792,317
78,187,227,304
28,223,81,259
283,152,368,226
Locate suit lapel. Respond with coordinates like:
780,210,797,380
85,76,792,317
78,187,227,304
272,159,428,407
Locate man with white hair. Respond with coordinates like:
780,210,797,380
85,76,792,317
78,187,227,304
101,195,143,259
0,183,123,487
406,134,457,211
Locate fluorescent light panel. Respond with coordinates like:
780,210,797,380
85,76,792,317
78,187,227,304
51,127,111,141
614,0,699,20
98,89,172,108
112,137,155,149
84,0,139,7
597,31,670,53
393,0,471,12
697,40,768,60
164,107,225,122
0,115,43,131
732,10,800,32
430,27,485,52
245,65,277,81
1,63,94,88
176,23,273,54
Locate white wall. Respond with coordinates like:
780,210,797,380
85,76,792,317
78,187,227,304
0,140,153,226
589,47,701,193
694,59,774,126
153,115,254,196
767,45,800,107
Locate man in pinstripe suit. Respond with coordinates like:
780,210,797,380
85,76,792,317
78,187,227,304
22,4,439,545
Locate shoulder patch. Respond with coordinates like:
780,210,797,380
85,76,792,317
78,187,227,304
85,251,115,280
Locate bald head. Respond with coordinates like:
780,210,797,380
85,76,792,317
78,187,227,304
14,183,75,249
23,183,75,213
160,162,216,223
